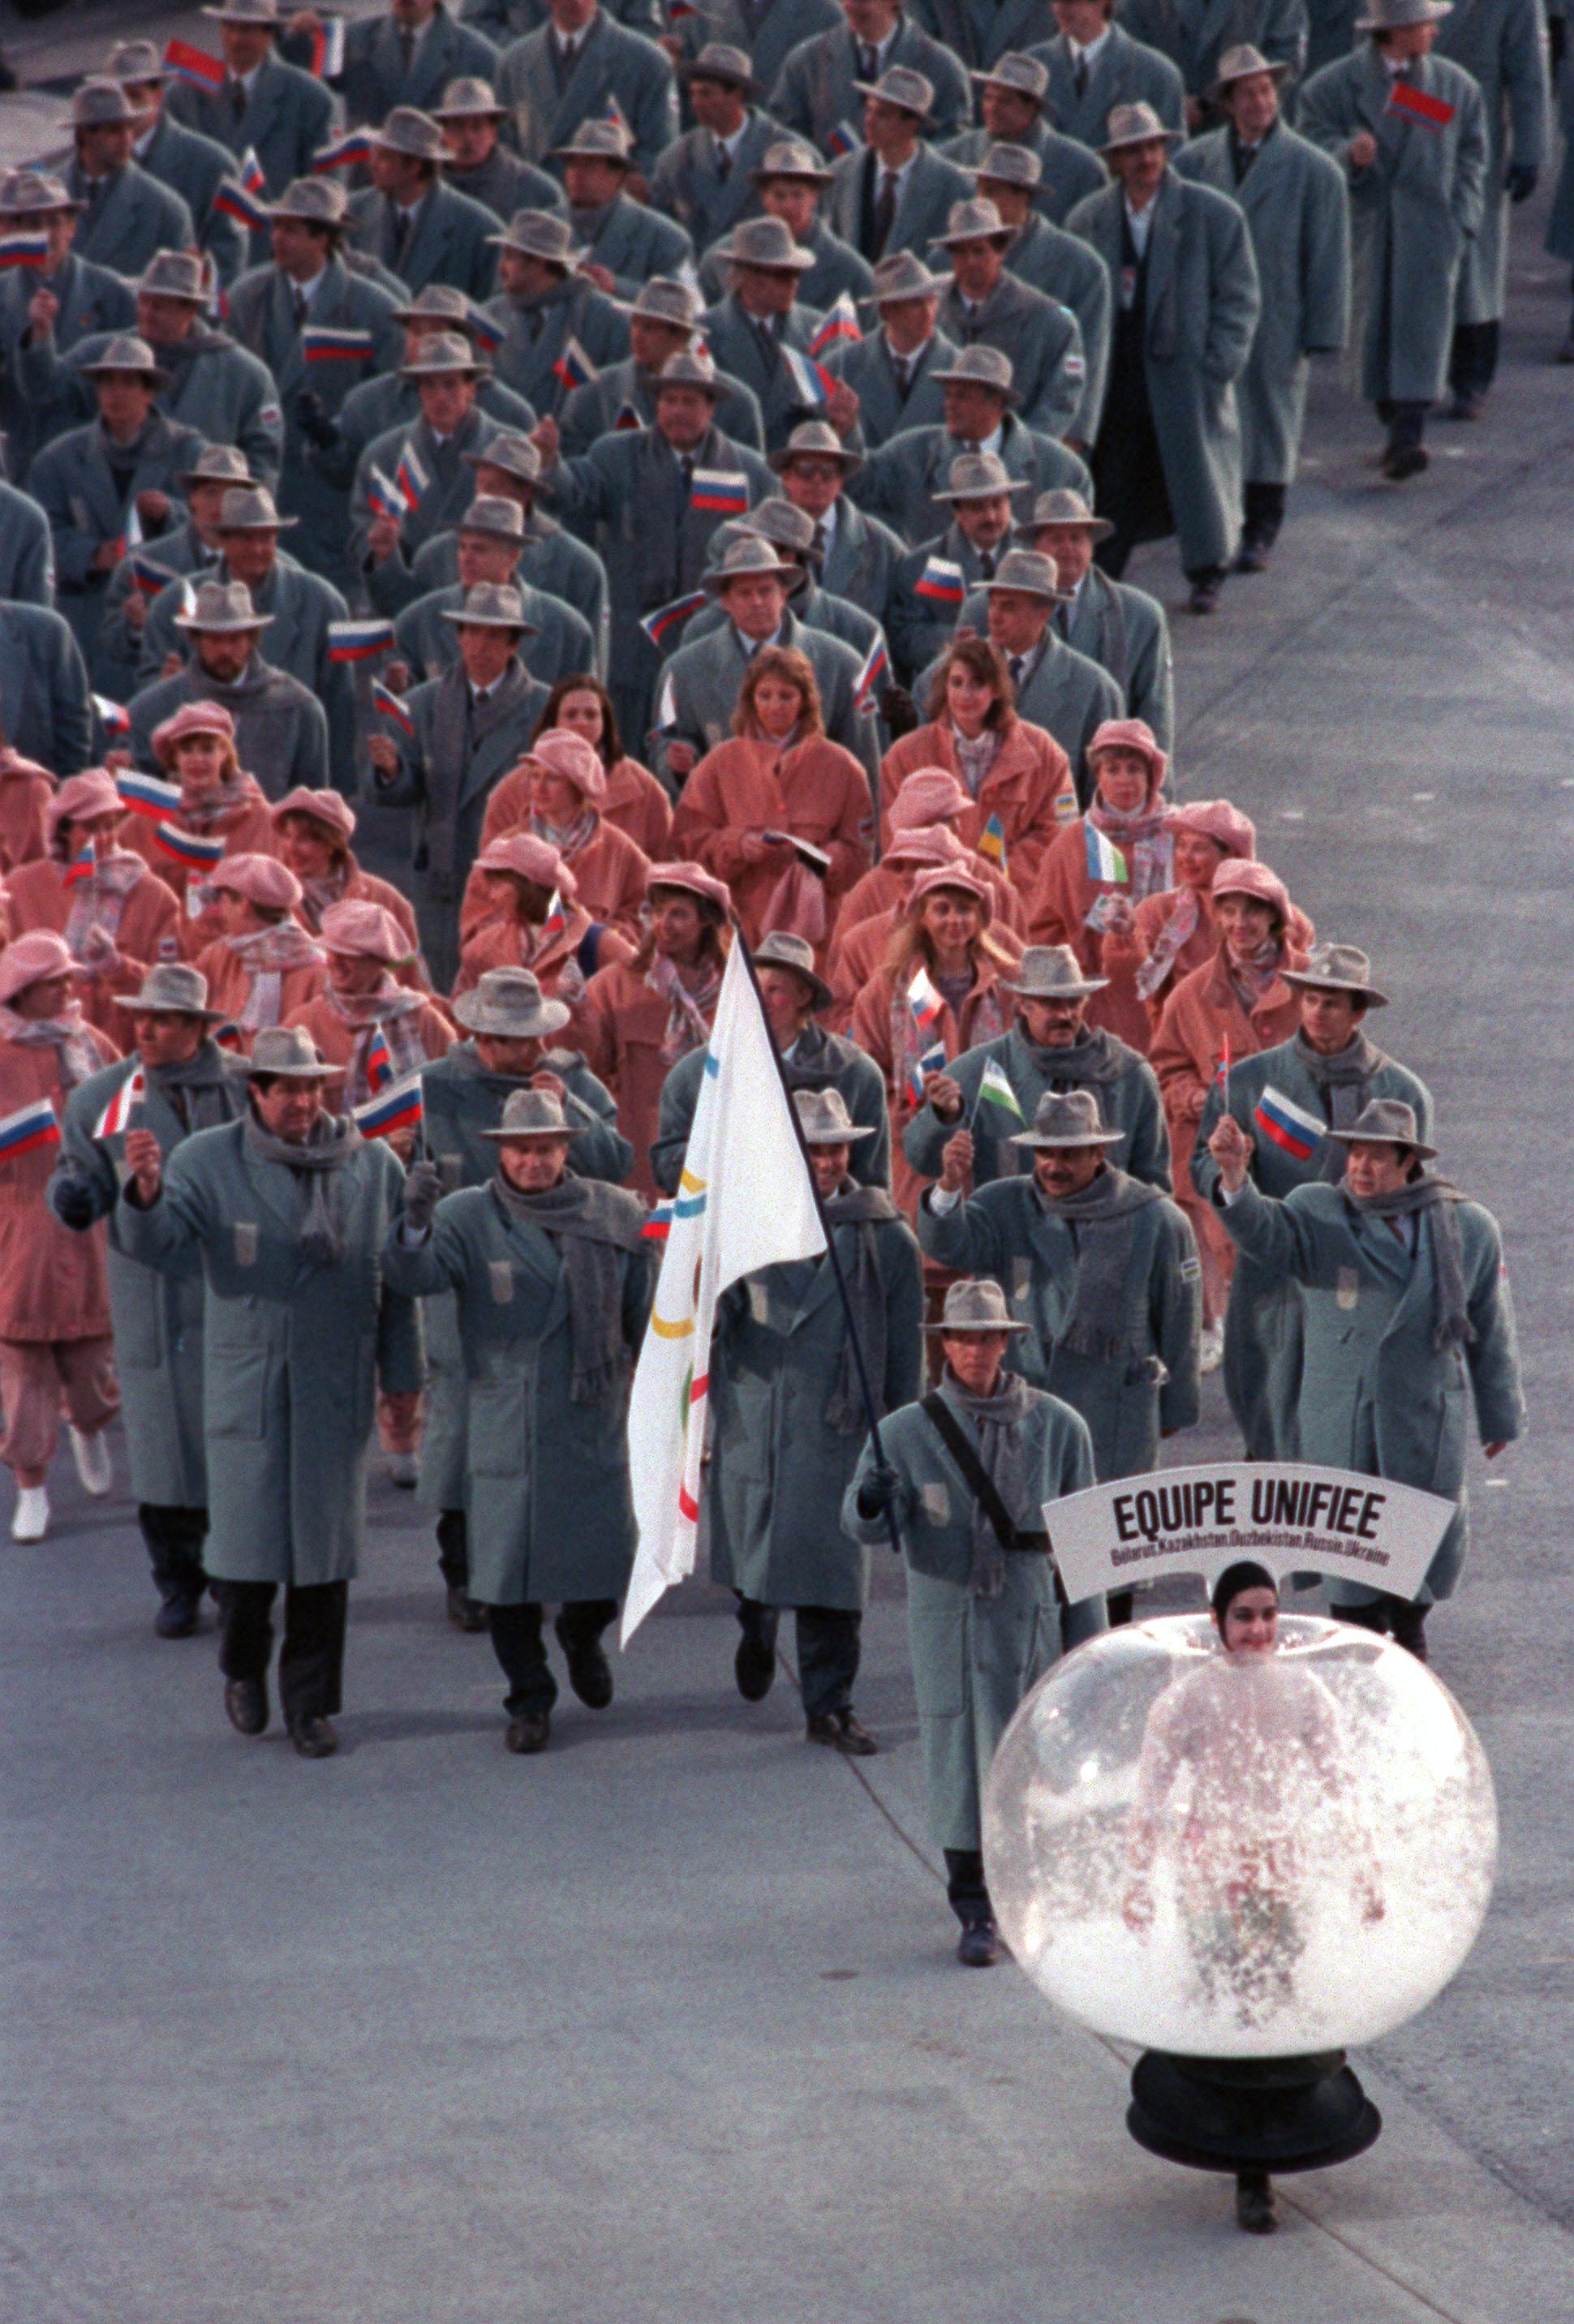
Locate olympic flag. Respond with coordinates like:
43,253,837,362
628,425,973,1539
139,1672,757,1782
621,943,825,1644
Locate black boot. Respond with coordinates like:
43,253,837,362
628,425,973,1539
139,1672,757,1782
1236,2171,1276,2233
437,1509,488,1630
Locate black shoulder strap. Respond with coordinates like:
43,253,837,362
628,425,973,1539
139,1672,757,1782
921,1390,1048,1559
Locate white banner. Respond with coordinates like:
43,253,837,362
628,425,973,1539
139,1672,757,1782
1045,1462,1455,1606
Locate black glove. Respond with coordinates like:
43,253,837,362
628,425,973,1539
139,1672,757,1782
1506,163,1538,204
402,1158,444,1233
294,389,338,449
50,1172,97,1231
879,683,918,740
857,1465,901,1522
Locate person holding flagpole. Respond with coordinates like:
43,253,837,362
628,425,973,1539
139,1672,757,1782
3,770,182,1044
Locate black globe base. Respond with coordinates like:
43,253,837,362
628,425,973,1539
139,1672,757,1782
1127,2048,1382,2178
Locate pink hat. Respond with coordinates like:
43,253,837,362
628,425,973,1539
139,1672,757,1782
475,832,578,896
151,698,237,767
272,787,357,845
1163,796,1255,859
1212,856,1291,926
530,728,607,803
885,825,967,870
210,851,303,913
46,768,123,855
647,859,731,915
1087,717,1168,795
905,861,993,922
0,929,73,1007
320,899,408,961
889,767,968,832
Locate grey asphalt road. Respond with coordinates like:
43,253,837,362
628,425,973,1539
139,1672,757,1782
2,35,1573,2319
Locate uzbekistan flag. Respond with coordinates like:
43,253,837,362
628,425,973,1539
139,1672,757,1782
364,1025,394,1093
394,441,432,513
91,694,131,741
1387,80,1455,128
354,1072,424,1140
552,335,599,394
977,812,1007,872
312,16,347,76
311,129,375,175
0,233,49,272
690,468,749,515
466,304,503,357
639,589,707,649
973,1054,1025,1124
302,323,374,362
852,632,888,712
0,1097,60,1165
95,1067,145,1141
781,345,834,410
1084,823,1128,884
62,841,97,890
329,617,394,664
824,118,861,158
213,178,273,235
372,679,415,738
117,768,183,821
153,823,227,871
807,292,862,359
162,38,226,92
1253,1084,1325,1163
914,555,965,605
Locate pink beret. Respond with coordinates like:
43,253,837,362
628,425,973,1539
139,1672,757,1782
890,767,968,831
320,899,408,961
647,858,730,914
1087,717,1168,793
904,861,993,922
530,728,607,802
151,699,236,767
475,832,578,896
885,825,967,870
1163,796,1255,859
1212,857,1291,924
272,787,357,844
211,851,303,913
0,929,73,1007
47,768,123,854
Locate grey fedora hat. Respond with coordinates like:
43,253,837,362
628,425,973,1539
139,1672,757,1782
372,107,448,164
439,580,535,631
970,53,1049,101
754,929,832,1011
925,1276,1030,1334
702,535,795,595
217,484,299,531
80,333,169,389
1355,0,1451,26
770,418,863,476
432,76,507,120
1008,1088,1125,1149
451,965,570,1039
713,214,816,271
738,496,816,555
108,40,169,84
793,1087,875,1145
1327,1099,1436,1159
399,329,488,379
480,1087,587,1140
463,429,542,484
623,277,701,326
1019,485,1114,543
982,548,1069,602
226,1025,336,1080
549,118,634,166
1003,943,1108,999
488,209,583,264
389,282,476,329
931,343,1020,403
63,75,136,131
854,63,935,120
684,41,758,93
973,143,1043,191
178,444,257,492
932,449,1031,503
268,178,348,227
1210,41,1293,96
654,347,721,396
932,196,1013,249
111,961,224,1020
871,249,950,302
752,137,834,187
0,169,84,216
1280,941,1387,1007
203,0,286,24
1102,101,1185,154
136,249,208,302
458,492,526,543
174,579,270,634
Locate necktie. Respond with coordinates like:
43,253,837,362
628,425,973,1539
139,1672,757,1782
715,141,732,182
230,76,247,124
400,27,417,75
859,42,880,80
292,284,307,329
1073,54,1088,100
1054,602,1070,641
978,550,996,580
1008,653,1026,691
871,168,897,256
892,350,911,397
679,453,695,502
755,316,780,370
393,206,414,268
962,300,981,342
811,521,827,572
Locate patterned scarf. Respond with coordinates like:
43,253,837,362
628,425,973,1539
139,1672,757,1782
645,947,721,1067
179,775,261,835
1349,1173,1473,1353
298,865,350,932
1034,1165,1163,1362
950,724,1002,799
1087,794,1172,901
1292,1029,1385,1182
1133,885,1201,1001
243,1104,358,1268
226,923,325,1032
63,848,147,962
325,977,431,1105
489,1172,643,1402
0,1002,100,1092
531,806,599,860
1225,936,1283,1013
944,1366,1036,1598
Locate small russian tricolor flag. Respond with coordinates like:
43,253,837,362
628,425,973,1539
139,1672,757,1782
642,1201,673,1243
354,1072,424,1140
213,178,273,234
552,335,599,394
239,147,267,195
1214,1034,1232,1093
1387,80,1455,129
1253,1084,1325,1164
807,293,862,359
781,345,834,410
613,398,642,432
394,441,432,513
130,552,173,599
914,556,965,605
91,694,131,741
163,38,227,92
368,466,405,523
599,94,631,139
639,589,707,649
1084,823,1128,884
466,304,503,356
301,323,374,362
852,631,888,711
977,812,1007,872
372,678,415,738
311,129,375,176
364,1025,394,1093
117,768,183,821
153,822,227,871
824,118,861,159
329,617,394,664
94,1067,145,1141
311,16,347,77
0,233,49,273
690,469,749,515
540,889,567,944
62,841,97,890
905,968,947,1104
0,1097,60,1165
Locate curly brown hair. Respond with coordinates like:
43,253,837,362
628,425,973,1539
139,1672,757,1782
925,634,1016,730
732,645,824,741
534,674,621,769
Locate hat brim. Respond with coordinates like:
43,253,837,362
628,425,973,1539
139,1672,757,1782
400,359,490,380
853,80,932,119
478,1119,588,1139
682,62,759,95
769,440,862,475
703,562,794,595
873,270,950,300
439,608,537,632
1326,1126,1437,1159
932,474,1034,502
1007,1125,1125,1149
548,140,635,165
451,993,571,1038
798,1122,878,1145
1210,57,1293,96
110,992,226,1020
982,573,1072,602
1279,970,1387,1007
1101,126,1185,154
924,1313,1033,1332
753,958,833,1010
750,158,832,187
431,101,507,121
930,225,1014,250
1002,973,1109,999
1018,511,1115,542
80,360,171,390
217,509,301,530
222,1053,335,1079
173,609,274,632
179,468,258,490
486,233,583,263
1355,0,1450,22
929,368,1021,406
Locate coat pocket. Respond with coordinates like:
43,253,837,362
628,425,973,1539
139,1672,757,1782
908,1605,967,1718
207,1350,269,1440
469,1372,527,1477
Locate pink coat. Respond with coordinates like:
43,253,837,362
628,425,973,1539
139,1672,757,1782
480,754,673,863
879,720,1076,900
849,946,1019,1219
578,951,720,1203
0,1025,118,1342
192,938,327,1037
669,734,870,955
1026,815,1158,1055
4,857,182,1043
122,775,278,960
282,992,454,1112
832,848,1024,954
0,754,53,876
459,818,651,950
453,905,634,1054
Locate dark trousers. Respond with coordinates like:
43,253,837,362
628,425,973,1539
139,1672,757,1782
1335,1592,1429,1656
437,1507,468,1589
139,1502,209,1607
1378,397,1429,453
736,1594,862,1717
1449,318,1499,397
1242,481,1287,550
217,1579,349,1723
488,1597,617,1715
944,1848,993,1930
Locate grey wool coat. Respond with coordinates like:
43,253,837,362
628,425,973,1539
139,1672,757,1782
479,278,630,417
1025,27,1188,150
348,404,505,576
496,15,680,178
135,113,251,286
0,483,55,609
1054,570,1174,756
904,1025,1172,1192
698,294,837,453
1120,0,1310,98
936,277,1088,442
653,1021,891,1194
336,5,501,126
62,159,196,281
1434,0,1548,321
566,195,695,304
164,51,335,208
54,1049,245,1508
656,608,879,796
1219,1176,1525,1604
311,373,536,501
407,516,611,675
708,1209,924,1611
824,143,978,270
393,577,596,692
0,605,92,775
989,213,1113,444
383,1181,650,1606
824,327,959,450
1192,1033,1434,1458
117,1118,423,1587
344,181,502,304
843,1375,1104,1851
648,110,785,256
28,413,207,662
128,656,330,799
850,413,1093,549
1174,121,1351,483
913,629,1123,797
414,1043,630,1515
1299,46,1487,403
918,1170,1202,1479
557,355,763,457
137,555,355,780
769,19,973,147
0,255,136,483
1065,168,1261,573
941,122,1107,226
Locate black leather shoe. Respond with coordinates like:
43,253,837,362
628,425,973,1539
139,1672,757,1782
155,1597,199,1640
734,1631,776,1702
224,1677,268,1737
289,1716,338,1758
1187,573,1224,615
957,1919,1000,1968
1236,2172,1276,2234
555,1617,613,1708
1446,389,1485,421
445,1585,489,1632
806,1710,879,1756
505,1710,551,1754
1232,539,1270,574
1383,444,1428,480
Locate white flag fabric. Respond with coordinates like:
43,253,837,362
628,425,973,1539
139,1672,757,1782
621,944,826,1644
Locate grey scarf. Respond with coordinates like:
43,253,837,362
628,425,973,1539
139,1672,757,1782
243,1106,359,1267
1021,1025,1129,1090
1292,1029,1385,1180
148,1038,234,1134
821,1182,900,1434
777,1020,843,1094
1034,1165,1162,1363
944,1367,1035,1598
490,1172,642,1402
1350,1173,1473,1352
425,663,532,895
0,1003,101,1092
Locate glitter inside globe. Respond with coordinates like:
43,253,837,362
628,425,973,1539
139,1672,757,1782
982,1615,1498,2058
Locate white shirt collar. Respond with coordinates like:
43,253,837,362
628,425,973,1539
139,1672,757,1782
1069,27,1112,67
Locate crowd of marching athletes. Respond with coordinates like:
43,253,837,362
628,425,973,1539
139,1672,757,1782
0,0,1532,1947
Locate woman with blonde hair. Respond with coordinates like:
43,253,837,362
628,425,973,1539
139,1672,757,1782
669,645,869,956
480,676,673,864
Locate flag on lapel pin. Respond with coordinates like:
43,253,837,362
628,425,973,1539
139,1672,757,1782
0,233,49,272
976,812,1007,872
905,964,947,1103
95,1067,145,1140
63,840,97,890
153,823,227,872
328,617,394,664
372,678,416,737
1387,79,1455,128
90,694,131,742
116,768,183,821
639,589,707,650
1084,823,1128,883
781,346,834,409
1253,1084,1325,1163
690,468,749,515
552,336,599,394
807,293,862,359
311,129,376,175
302,323,375,362
353,1073,424,1141
852,632,888,713
311,16,347,77
914,555,965,605
162,39,227,92
0,1097,60,1164
213,178,273,234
